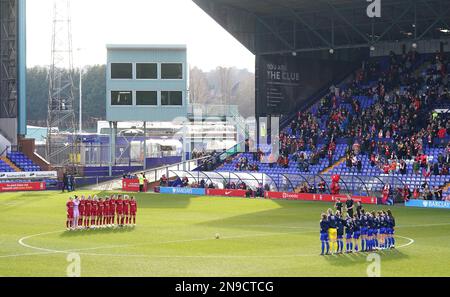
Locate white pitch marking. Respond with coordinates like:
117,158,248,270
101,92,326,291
6,217,437,259
395,235,414,248
9,229,314,259
6,227,416,260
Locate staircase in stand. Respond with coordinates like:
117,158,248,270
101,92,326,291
0,156,22,172
320,156,346,174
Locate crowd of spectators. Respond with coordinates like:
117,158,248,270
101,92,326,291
191,149,210,159
233,155,260,171
196,150,222,171
271,51,450,177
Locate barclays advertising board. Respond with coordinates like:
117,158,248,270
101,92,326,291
405,199,450,209
159,187,206,195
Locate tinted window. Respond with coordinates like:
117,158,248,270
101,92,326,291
136,91,157,105
136,63,157,79
111,63,132,79
111,91,132,105
161,91,182,106
161,63,183,79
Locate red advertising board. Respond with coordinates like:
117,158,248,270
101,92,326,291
264,191,377,204
122,179,147,192
206,189,248,197
0,182,46,192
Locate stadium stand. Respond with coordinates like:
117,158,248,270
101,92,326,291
0,158,15,172
211,51,450,202
6,151,42,172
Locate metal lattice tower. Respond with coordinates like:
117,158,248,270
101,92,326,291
0,0,17,119
46,0,77,162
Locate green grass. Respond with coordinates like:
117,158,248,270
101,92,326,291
0,190,449,277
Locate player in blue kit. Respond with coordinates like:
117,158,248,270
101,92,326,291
368,211,378,251
373,212,380,249
319,208,396,256
320,213,330,255
378,211,387,249
386,209,396,248
352,214,361,252
360,210,368,251
344,213,354,253
335,211,345,254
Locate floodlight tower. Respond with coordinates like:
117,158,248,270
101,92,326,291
46,0,77,164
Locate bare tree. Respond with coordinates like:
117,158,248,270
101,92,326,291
216,66,233,106
233,71,255,117
189,66,209,104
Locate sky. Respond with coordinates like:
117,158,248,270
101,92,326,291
26,0,255,72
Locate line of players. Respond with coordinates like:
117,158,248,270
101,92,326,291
65,194,138,231
320,198,396,255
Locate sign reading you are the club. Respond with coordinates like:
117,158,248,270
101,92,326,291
266,63,300,83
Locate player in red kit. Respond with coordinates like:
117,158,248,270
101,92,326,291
84,195,92,228
129,196,137,226
66,197,74,230
116,195,124,227
103,197,110,227
123,195,130,226
97,198,104,228
78,195,86,229
91,196,98,228
109,195,116,226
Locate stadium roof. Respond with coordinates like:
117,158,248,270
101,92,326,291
193,0,450,55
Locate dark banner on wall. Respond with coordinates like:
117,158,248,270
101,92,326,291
257,55,303,115
256,50,366,117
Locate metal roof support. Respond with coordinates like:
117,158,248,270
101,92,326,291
283,5,332,48
417,6,450,40
420,0,450,32
375,2,414,43
253,14,295,51
322,0,370,44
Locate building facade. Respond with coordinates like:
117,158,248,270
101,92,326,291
106,44,188,122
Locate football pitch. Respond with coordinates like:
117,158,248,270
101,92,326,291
1,191,449,277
